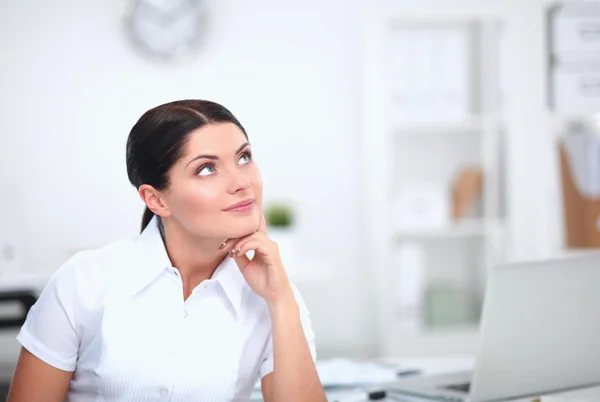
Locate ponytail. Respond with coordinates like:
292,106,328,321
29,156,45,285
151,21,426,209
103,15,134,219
141,207,155,233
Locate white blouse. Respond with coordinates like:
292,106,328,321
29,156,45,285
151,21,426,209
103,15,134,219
16,217,316,402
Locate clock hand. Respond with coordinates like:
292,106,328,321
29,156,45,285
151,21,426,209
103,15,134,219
136,1,172,25
162,0,195,25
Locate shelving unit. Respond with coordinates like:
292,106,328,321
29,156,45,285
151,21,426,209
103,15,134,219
546,2,600,257
393,218,504,239
361,10,509,357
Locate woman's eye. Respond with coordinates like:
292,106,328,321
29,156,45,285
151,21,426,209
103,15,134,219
239,152,252,165
197,164,215,176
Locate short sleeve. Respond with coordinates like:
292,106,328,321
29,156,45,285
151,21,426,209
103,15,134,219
259,284,317,379
16,261,79,372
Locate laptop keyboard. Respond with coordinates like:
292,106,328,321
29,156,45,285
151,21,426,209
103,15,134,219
443,383,471,393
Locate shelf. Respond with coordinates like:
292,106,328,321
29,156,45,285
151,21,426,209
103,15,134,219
385,325,481,357
392,325,480,342
363,10,506,358
423,323,480,336
392,220,502,239
549,247,600,259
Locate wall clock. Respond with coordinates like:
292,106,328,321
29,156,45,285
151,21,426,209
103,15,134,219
123,0,209,62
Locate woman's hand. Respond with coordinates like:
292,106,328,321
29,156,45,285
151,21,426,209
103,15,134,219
225,214,293,304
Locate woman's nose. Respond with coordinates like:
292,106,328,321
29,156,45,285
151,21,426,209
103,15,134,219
227,170,250,194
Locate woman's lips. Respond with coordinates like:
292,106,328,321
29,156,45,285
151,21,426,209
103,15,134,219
223,198,255,213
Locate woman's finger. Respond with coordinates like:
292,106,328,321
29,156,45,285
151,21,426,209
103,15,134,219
230,237,259,256
258,212,267,233
229,236,262,271
223,228,262,254
218,239,229,251
232,250,251,271
229,232,267,255
234,237,271,260
222,239,243,257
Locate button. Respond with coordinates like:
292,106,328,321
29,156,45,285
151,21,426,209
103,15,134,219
183,310,188,318
160,388,169,398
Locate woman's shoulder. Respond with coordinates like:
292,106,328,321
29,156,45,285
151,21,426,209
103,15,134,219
65,236,136,273
48,236,140,303
70,236,137,268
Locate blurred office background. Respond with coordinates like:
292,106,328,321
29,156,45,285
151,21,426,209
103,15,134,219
1,0,600,382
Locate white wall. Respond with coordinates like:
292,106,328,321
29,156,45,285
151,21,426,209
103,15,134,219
0,0,373,358
0,0,560,358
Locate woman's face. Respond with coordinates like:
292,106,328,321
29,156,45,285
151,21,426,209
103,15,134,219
163,122,263,240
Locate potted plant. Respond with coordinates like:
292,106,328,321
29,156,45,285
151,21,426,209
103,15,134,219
263,201,296,267
264,202,294,229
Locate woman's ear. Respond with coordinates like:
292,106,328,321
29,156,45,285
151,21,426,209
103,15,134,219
139,185,171,217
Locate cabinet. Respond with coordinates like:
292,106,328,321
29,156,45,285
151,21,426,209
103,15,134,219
548,2,600,115
361,10,509,356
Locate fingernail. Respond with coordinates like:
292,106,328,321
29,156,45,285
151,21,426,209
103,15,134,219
218,241,227,251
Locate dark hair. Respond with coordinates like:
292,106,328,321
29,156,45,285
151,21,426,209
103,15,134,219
126,100,248,233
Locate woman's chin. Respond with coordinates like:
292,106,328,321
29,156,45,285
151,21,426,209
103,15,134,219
225,222,259,240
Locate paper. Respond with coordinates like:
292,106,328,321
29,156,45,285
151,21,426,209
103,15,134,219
562,130,600,198
324,389,370,402
393,182,450,230
253,358,401,393
393,243,427,332
315,358,400,388
388,25,472,124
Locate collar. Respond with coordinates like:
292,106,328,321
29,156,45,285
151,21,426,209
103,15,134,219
209,256,246,316
129,216,246,315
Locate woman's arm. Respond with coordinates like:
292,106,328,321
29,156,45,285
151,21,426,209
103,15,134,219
261,294,326,402
8,347,73,402
8,258,82,401
227,214,326,402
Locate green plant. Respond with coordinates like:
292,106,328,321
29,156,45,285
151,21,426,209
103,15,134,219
264,202,294,227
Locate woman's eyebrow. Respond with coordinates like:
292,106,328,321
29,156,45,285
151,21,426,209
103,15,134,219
185,142,251,168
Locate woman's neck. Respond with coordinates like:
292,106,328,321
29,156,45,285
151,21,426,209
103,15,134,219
160,219,227,300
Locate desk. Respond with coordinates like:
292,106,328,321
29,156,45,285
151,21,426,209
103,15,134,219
0,275,46,385
324,388,600,402
252,356,600,402
324,356,473,402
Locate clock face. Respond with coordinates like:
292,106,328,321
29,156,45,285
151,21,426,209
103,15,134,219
123,0,209,62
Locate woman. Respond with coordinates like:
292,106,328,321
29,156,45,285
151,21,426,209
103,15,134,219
8,100,326,402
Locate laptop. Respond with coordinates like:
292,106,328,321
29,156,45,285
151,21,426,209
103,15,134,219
388,253,600,402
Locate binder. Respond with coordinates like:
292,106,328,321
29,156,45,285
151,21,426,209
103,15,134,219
559,139,600,247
